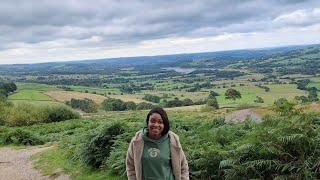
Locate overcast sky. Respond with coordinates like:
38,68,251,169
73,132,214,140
0,0,319,64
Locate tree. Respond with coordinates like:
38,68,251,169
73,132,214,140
225,89,241,101
308,87,319,102
125,101,137,110
207,97,219,109
254,96,264,103
208,91,219,99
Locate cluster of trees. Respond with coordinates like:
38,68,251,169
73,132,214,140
57,85,73,91
101,98,154,111
162,97,196,108
119,84,142,94
296,79,310,90
0,82,17,98
142,94,161,103
225,88,241,100
295,87,319,103
66,98,98,113
256,84,270,92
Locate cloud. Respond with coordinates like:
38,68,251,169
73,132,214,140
0,0,319,63
273,8,320,26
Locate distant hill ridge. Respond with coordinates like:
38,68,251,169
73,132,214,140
0,43,319,75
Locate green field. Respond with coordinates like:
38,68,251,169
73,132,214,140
8,83,58,102
307,82,320,89
8,90,53,101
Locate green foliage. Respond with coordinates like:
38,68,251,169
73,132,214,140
163,97,194,107
254,96,264,103
69,98,98,113
308,87,319,102
78,123,126,168
1,129,44,145
42,105,81,123
221,113,320,179
101,98,127,111
125,101,137,110
225,88,242,101
273,98,295,116
142,94,161,103
208,91,220,98
136,102,154,110
2,108,319,179
296,79,310,90
1,103,80,126
295,95,309,103
0,82,17,97
104,132,133,176
207,95,219,109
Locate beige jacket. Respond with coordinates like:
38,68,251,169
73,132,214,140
126,130,189,180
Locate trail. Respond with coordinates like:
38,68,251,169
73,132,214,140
0,146,68,180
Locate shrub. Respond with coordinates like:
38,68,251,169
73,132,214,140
42,105,80,123
101,98,126,111
78,123,125,168
3,103,80,126
69,98,98,113
125,101,137,110
1,129,44,145
254,96,264,103
104,132,133,176
136,102,154,110
273,98,295,116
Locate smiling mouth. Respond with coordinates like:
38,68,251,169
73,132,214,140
151,128,161,132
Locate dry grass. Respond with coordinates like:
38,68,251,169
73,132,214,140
296,103,320,113
166,105,205,111
107,94,147,103
44,91,107,104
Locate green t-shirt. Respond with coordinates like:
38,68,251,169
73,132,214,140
141,128,175,180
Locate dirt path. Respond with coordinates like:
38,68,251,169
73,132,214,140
0,146,68,180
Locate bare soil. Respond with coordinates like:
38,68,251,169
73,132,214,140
225,108,262,122
0,146,69,180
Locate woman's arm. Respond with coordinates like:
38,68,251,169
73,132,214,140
126,140,136,180
180,148,190,180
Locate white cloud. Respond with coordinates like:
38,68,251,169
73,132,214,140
0,0,320,64
273,8,320,26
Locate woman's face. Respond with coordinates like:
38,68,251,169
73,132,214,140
148,113,164,139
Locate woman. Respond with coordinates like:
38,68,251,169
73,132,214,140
126,107,189,180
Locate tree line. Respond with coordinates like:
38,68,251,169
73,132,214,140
0,82,17,98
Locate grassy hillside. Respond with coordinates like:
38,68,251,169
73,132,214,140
1,106,319,179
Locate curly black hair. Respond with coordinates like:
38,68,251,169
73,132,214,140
146,107,170,135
